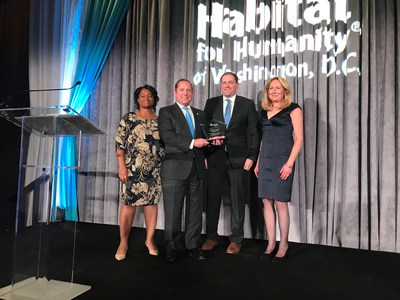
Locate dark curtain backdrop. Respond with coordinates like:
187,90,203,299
78,0,400,253
0,0,30,230
1,0,399,253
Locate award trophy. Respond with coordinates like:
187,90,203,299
200,119,226,141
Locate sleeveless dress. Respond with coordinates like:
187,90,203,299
258,103,300,202
115,112,165,206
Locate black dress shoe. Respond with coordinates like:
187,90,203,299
166,250,178,262
189,248,206,260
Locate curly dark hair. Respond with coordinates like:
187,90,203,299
133,84,160,111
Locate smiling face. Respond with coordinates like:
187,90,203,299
137,88,155,109
220,73,239,98
267,79,286,106
174,80,193,106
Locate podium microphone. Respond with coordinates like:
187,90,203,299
0,81,82,109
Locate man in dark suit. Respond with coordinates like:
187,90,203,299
158,79,210,262
202,72,260,254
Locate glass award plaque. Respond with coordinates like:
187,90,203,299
200,119,226,141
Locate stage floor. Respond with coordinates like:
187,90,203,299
1,222,400,300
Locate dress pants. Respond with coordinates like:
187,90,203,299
206,153,246,244
162,164,203,251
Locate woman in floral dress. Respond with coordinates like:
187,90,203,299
115,84,164,260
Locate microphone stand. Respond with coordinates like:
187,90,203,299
0,81,82,109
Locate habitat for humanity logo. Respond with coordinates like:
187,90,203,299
193,0,361,85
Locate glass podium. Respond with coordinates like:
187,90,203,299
0,105,106,299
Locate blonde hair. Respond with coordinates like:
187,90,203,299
261,76,292,111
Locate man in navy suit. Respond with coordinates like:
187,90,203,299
158,79,210,262
201,72,260,254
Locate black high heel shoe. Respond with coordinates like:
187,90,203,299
259,252,272,259
259,246,277,259
272,250,288,263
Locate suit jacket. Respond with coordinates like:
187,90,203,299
158,103,207,180
204,95,260,169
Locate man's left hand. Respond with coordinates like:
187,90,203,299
243,159,254,171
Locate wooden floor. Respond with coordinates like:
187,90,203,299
1,222,400,300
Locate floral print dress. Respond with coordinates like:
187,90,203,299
115,112,164,206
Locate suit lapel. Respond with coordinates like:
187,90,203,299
230,96,242,126
171,103,185,123
172,103,193,138
192,107,201,137
217,96,224,120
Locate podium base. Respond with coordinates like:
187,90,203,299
0,277,91,300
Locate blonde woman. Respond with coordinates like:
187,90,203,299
254,77,303,263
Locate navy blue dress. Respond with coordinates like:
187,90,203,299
258,103,300,202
